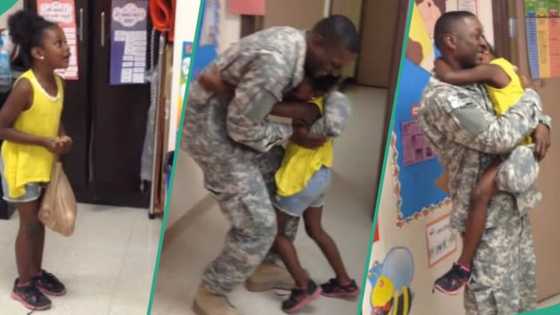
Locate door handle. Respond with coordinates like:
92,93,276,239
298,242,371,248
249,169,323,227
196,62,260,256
79,8,84,42
101,11,106,47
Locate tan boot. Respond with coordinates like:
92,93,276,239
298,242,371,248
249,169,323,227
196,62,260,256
245,263,295,292
193,286,240,315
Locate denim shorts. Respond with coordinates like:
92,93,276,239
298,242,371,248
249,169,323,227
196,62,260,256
274,166,332,217
0,156,43,203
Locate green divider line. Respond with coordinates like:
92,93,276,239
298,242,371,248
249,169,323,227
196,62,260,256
0,1,18,16
356,1,414,314
526,304,560,315
146,1,206,314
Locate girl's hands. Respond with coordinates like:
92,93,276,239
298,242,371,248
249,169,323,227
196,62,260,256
43,136,72,155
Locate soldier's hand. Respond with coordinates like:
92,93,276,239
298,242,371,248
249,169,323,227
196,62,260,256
533,123,551,161
290,126,327,149
198,66,235,95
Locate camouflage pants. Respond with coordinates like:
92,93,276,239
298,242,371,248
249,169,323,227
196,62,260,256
464,214,536,315
190,145,299,294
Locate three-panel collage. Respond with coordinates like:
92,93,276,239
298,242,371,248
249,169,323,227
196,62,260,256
0,0,558,314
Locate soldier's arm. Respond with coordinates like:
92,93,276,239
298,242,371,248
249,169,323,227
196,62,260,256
309,91,351,137
421,88,548,154
226,53,295,152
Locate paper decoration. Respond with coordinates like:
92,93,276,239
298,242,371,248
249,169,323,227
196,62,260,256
109,0,148,85
425,214,457,268
37,0,79,80
227,0,265,16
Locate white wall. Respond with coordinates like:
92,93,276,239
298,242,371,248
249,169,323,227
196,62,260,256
0,1,23,29
167,0,240,229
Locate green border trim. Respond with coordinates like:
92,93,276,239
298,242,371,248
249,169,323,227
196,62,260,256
356,1,414,314
146,1,207,314
0,1,18,17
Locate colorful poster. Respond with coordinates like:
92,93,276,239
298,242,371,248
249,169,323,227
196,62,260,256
109,0,148,85
394,2,449,225
227,0,265,16
36,0,79,80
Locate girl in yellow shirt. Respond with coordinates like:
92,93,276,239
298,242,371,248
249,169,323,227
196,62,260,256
198,70,359,312
432,39,540,295
0,10,72,311
270,77,360,313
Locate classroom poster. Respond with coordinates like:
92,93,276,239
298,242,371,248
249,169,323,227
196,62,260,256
525,0,560,78
36,0,79,80
109,0,148,85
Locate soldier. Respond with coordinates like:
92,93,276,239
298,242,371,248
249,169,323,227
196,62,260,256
182,16,359,315
417,11,552,315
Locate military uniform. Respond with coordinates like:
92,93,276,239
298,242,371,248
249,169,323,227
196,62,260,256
183,26,352,295
418,78,551,314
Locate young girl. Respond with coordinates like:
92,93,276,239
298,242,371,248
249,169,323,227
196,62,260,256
0,10,72,311
271,77,359,313
432,39,539,295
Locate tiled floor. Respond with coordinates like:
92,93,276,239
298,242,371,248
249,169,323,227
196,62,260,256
150,86,389,315
0,203,161,315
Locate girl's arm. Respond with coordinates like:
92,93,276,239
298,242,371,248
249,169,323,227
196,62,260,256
434,58,510,89
0,79,60,152
200,66,321,125
270,102,321,126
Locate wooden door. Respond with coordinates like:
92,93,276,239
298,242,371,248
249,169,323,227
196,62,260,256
89,0,150,208
356,0,401,87
502,0,560,301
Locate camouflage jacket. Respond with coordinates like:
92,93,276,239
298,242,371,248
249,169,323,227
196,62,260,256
183,26,307,154
310,91,352,138
418,78,552,231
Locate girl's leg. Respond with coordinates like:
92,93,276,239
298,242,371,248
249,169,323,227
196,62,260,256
434,160,500,295
273,209,309,289
15,200,43,283
458,161,500,268
303,206,351,284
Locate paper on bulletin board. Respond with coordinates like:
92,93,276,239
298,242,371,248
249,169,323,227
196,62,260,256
425,213,457,268
550,18,560,76
36,0,79,80
227,0,265,16
109,0,148,85
457,0,479,14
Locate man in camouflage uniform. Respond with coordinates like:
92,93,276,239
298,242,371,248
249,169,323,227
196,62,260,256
417,12,552,315
182,16,359,315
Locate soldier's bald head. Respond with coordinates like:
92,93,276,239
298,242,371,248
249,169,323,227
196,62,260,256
311,15,360,54
305,15,359,77
434,11,477,50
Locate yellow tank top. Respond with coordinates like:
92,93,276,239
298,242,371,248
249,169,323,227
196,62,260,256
1,70,63,198
486,58,531,144
275,97,334,197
